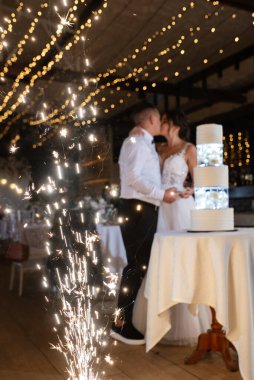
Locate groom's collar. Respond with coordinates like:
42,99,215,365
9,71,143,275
140,128,154,144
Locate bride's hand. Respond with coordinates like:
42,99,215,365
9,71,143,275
129,126,144,136
180,187,194,198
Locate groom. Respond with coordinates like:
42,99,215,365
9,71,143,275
111,103,179,345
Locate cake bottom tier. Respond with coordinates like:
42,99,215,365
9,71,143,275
190,208,234,231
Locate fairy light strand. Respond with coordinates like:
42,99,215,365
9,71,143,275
30,2,224,128
0,2,49,80
0,0,108,125
0,2,24,52
0,1,81,117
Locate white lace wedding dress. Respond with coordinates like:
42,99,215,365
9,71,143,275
133,144,211,345
157,144,194,232
156,144,211,344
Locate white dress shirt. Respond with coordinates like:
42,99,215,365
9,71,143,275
119,129,164,206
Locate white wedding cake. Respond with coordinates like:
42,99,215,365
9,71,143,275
190,123,234,231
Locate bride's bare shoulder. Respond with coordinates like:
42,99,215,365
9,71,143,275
185,143,196,156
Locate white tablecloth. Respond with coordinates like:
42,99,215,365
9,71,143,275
96,224,127,276
134,228,254,380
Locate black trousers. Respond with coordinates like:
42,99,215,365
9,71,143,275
117,198,158,323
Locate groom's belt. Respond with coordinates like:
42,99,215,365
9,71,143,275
120,198,159,212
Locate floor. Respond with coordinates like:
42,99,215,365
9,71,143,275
0,257,243,380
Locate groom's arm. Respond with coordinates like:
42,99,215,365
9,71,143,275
120,138,164,201
120,138,179,204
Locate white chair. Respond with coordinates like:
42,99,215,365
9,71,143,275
9,247,47,296
8,223,49,296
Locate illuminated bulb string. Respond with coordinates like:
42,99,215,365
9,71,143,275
0,74,56,141
0,2,49,79
0,1,77,115
0,1,24,52
26,1,220,134
32,5,249,146
33,3,223,128
28,1,196,127
0,1,108,126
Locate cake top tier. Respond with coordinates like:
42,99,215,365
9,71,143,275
196,123,223,145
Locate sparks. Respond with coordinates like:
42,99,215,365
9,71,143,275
57,10,74,29
60,128,68,138
9,144,19,154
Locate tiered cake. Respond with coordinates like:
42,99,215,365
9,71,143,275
190,124,234,231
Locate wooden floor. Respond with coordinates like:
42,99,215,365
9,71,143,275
0,257,243,380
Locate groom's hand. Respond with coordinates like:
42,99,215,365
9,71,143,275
163,187,179,203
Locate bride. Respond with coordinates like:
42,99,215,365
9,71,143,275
132,109,211,345
157,110,196,232
157,110,211,344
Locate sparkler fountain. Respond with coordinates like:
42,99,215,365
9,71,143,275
42,129,118,379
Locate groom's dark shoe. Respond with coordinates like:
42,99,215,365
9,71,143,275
110,322,145,345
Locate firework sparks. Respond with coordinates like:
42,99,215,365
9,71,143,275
60,128,68,138
50,238,107,379
9,144,19,154
57,10,74,29
103,270,118,297
41,143,119,380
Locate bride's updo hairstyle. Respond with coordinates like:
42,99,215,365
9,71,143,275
166,109,190,141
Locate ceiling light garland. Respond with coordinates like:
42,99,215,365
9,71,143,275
29,77,99,126
26,0,222,133
0,1,77,115
31,86,134,148
171,16,252,79
61,7,249,128
37,5,221,127
139,8,224,80
72,87,134,127
0,74,56,140
0,1,108,126
33,2,230,133
0,0,85,114
0,2,49,80
34,8,250,140
0,2,24,52
110,1,195,73
1,0,250,151
79,8,246,121
27,1,196,127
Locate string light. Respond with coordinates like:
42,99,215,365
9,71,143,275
0,178,24,194
0,2,24,52
28,1,200,127
33,4,252,146
26,1,226,137
0,1,108,127
1,0,252,152
0,0,83,117
45,3,225,125
0,3,48,80
0,74,56,141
